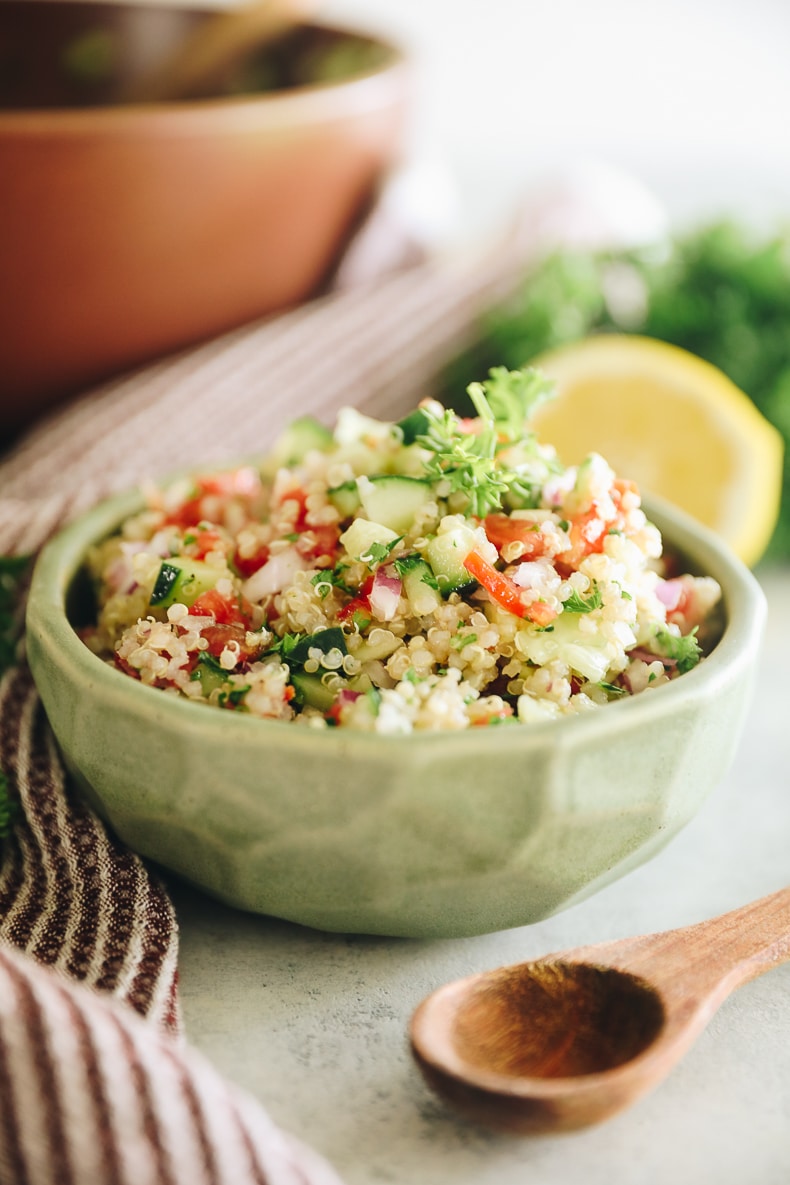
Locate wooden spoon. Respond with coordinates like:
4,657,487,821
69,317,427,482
410,887,790,1134
123,0,318,103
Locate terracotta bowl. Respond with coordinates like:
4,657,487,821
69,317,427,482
0,3,409,434
26,487,766,939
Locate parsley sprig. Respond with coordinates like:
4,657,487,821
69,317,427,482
416,367,555,517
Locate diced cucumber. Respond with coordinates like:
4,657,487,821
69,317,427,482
327,480,361,519
395,554,443,615
423,526,478,592
339,518,399,563
353,631,402,663
290,671,337,711
358,475,432,534
285,626,347,668
267,415,333,469
290,670,373,712
149,558,219,609
191,652,228,695
397,407,431,445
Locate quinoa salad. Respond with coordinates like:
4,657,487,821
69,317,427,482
83,368,722,733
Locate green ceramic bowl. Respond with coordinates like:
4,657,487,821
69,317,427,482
26,489,765,938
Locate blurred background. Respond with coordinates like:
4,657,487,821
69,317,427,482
323,0,790,242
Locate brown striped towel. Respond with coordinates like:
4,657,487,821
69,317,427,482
0,216,538,1185
0,941,344,1185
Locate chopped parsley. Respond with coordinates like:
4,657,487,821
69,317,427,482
562,582,603,614
360,538,402,565
416,368,556,517
450,632,478,651
654,626,702,673
218,685,250,709
311,566,355,598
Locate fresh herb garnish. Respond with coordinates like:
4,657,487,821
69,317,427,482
653,626,702,673
416,368,555,517
450,632,478,651
562,582,603,614
218,685,250,709
311,567,355,598
359,538,402,565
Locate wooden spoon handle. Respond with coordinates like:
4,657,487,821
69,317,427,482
566,886,790,1001
124,0,318,103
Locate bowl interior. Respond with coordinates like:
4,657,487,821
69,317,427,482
0,2,398,109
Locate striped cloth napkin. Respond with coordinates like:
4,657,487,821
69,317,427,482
0,222,534,1184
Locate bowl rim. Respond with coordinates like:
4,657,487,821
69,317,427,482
26,481,767,758
0,19,409,131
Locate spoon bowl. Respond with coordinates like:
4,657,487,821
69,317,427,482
410,888,790,1132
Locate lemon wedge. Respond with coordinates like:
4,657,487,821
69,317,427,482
529,334,784,567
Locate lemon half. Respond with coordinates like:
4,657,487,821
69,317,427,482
530,335,784,567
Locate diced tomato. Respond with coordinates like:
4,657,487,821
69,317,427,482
185,527,224,560
233,543,270,579
295,524,341,563
613,477,639,502
114,652,141,680
165,496,206,530
463,550,557,625
190,588,254,627
557,478,639,570
483,514,549,557
337,574,374,623
198,468,261,499
275,485,309,529
164,469,262,529
200,623,263,662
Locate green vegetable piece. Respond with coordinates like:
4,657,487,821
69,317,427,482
289,671,337,712
286,627,347,668
397,407,432,445
358,475,432,534
149,558,218,609
327,480,361,519
266,415,333,471
192,652,229,696
653,627,702,674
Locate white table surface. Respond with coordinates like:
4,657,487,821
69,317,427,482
168,4,790,1179
170,563,790,1185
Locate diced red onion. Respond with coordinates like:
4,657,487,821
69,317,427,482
629,646,676,668
369,567,402,621
242,546,307,600
656,579,683,610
